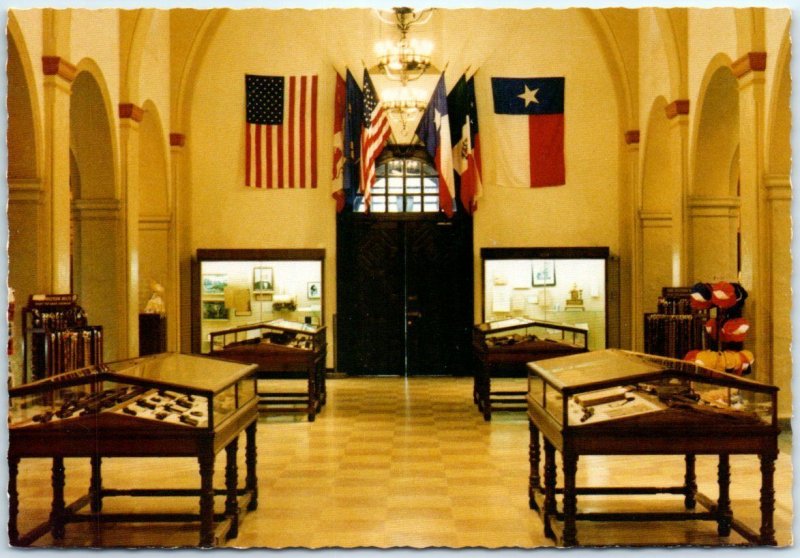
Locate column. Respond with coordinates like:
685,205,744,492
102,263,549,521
734,52,769,383
665,100,690,286
41,56,76,293
119,103,143,358
623,130,640,349
170,133,190,352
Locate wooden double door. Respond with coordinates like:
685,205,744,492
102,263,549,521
336,215,473,376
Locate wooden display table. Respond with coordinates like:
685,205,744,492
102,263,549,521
473,318,588,420
527,349,780,547
210,319,327,421
8,353,259,547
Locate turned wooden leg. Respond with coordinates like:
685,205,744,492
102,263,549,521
90,455,103,513
51,457,66,539
246,421,259,511
684,454,697,509
562,451,579,547
8,456,20,545
483,368,492,421
716,454,732,536
759,452,777,545
529,420,541,509
543,440,557,539
198,449,216,547
225,438,239,539
307,367,317,422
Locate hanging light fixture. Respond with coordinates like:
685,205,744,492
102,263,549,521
373,7,436,133
374,7,434,84
380,84,428,132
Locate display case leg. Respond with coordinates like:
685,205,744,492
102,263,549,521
246,421,259,511
528,420,541,509
90,455,103,513
684,453,697,509
8,456,20,545
225,438,239,539
51,457,66,539
307,368,317,421
716,454,732,536
483,370,492,421
759,452,777,545
543,440,557,539
561,451,579,547
198,448,215,547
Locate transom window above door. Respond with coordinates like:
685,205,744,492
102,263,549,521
354,156,441,213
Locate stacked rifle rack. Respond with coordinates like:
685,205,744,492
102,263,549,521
21,294,103,383
643,287,707,359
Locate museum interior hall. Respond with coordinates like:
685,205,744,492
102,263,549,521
5,4,794,550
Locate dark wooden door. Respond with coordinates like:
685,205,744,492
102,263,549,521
337,216,473,376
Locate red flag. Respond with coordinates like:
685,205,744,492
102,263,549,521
331,72,346,211
245,74,318,188
359,70,391,211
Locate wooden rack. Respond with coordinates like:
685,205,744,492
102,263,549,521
644,287,707,359
21,294,103,384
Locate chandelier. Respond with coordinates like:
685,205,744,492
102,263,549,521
374,7,434,85
381,85,428,131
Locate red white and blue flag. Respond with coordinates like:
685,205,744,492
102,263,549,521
447,74,482,214
359,69,391,210
245,74,318,189
491,76,565,187
416,73,455,217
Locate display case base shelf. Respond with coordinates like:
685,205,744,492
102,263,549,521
529,487,764,547
257,391,323,421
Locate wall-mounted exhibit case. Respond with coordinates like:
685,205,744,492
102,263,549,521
192,249,324,355
481,247,612,351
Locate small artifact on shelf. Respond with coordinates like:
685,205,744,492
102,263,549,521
573,386,631,407
565,284,584,309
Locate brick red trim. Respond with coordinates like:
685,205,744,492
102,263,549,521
665,100,690,119
41,56,76,82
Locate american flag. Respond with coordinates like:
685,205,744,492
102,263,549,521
359,70,391,209
245,74,318,189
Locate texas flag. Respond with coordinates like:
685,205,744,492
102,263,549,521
491,77,565,187
416,73,455,217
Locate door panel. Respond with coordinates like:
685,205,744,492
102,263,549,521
337,220,405,375
337,216,473,376
405,220,473,375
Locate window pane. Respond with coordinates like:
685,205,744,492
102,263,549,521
387,160,404,176
387,196,403,212
406,159,420,175
423,177,438,194
423,196,439,212
372,178,387,194
387,177,404,194
405,195,422,212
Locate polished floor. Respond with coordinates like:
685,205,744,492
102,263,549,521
11,376,794,549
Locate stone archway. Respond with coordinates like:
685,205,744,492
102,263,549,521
70,68,124,362
6,26,42,385
689,61,740,283
639,97,674,315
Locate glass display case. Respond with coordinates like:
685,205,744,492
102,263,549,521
193,249,325,355
472,317,588,420
8,353,259,548
481,247,611,351
9,353,257,432
526,349,779,547
209,318,327,421
527,349,776,429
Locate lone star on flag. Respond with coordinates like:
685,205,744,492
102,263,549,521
517,85,540,106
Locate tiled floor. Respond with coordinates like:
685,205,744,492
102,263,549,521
11,376,794,549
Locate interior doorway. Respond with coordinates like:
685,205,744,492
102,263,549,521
336,214,473,376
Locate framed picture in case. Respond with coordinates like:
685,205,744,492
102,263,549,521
307,281,321,300
532,260,556,287
253,267,274,293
